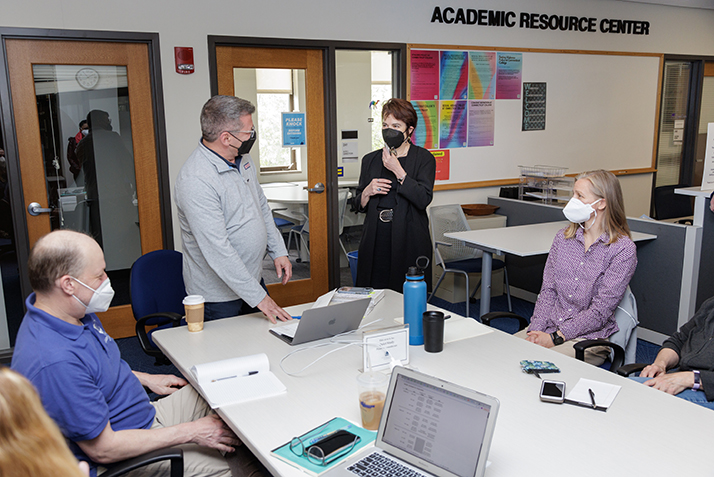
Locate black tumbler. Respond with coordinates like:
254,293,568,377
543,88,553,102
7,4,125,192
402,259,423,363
423,311,445,353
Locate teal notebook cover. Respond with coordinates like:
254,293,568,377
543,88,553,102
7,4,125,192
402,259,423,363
271,417,377,476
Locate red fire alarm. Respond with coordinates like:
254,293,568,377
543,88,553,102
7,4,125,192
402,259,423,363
174,47,194,74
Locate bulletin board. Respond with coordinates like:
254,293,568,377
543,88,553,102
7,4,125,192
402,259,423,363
407,44,663,190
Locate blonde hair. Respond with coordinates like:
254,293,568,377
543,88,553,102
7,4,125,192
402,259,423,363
564,169,631,243
0,367,86,477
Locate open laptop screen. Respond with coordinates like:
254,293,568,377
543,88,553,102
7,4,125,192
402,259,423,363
380,373,493,477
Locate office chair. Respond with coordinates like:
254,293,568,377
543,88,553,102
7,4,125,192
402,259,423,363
653,185,693,224
130,250,186,366
572,286,639,371
482,286,638,372
338,188,351,261
428,204,512,319
102,448,184,477
287,214,310,263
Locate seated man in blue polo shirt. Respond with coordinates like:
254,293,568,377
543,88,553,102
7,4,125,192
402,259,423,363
11,230,263,477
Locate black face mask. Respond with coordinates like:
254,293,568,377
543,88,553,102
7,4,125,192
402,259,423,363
382,128,406,151
229,131,257,158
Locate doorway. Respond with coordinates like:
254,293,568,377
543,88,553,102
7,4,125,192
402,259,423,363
215,45,329,305
1,33,170,340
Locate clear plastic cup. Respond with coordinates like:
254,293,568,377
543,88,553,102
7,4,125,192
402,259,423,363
356,371,389,430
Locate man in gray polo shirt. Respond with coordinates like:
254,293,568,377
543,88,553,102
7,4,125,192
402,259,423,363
175,95,292,323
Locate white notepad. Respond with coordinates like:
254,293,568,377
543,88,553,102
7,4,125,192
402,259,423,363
191,353,286,408
566,378,621,410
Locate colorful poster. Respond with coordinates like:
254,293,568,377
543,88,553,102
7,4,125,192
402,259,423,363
439,101,468,149
439,51,469,100
410,50,440,100
411,101,439,149
522,82,547,131
468,52,496,100
468,100,495,147
496,52,523,100
432,150,450,181
281,112,306,147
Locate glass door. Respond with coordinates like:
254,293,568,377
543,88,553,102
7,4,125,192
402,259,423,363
5,39,165,337
216,46,328,305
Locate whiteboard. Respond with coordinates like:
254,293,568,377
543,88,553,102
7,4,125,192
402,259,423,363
411,49,661,184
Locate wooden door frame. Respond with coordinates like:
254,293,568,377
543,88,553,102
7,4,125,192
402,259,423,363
208,36,407,291
0,28,173,334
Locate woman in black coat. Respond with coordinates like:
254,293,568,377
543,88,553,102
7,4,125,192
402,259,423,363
353,98,436,292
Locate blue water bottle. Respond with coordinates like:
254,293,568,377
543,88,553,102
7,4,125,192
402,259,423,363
403,264,427,346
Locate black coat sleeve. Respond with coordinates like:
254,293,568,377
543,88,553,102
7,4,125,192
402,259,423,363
397,148,436,211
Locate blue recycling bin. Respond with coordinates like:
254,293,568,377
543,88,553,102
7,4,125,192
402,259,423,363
347,251,359,286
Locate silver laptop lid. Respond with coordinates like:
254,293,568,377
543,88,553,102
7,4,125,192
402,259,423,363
290,298,371,345
376,367,499,477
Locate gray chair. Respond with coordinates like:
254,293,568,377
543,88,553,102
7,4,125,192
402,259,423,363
428,204,511,318
287,213,310,262
574,285,639,371
337,188,350,260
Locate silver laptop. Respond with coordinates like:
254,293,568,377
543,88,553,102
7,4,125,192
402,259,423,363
326,366,500,477
269,298,371,345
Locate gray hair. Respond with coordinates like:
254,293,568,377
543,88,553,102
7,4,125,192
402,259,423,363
200,95,255,142
28,231,91,293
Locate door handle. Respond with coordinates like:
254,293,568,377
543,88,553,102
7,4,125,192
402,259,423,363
27,202,52,216
307,182,325,193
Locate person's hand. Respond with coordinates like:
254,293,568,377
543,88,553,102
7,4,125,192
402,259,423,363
643,371,694,395
639,363,666,378
142,374,187,396
525,331,555,348
78,461,90,476
190,414,243,453
366,178,392,198
710,198,714,213
381,147,406,179
274,256,292,285
257,295,292,323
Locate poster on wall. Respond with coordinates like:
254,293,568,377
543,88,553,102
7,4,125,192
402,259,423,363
522,82,547,131
496,52,523,100
439,51,469,100
468,52,496,100
282,112,306,147
410,50,440,100
433,150,450,181
439,101,468,149
411,101,439,149
468,100,495,147
702,123,714,191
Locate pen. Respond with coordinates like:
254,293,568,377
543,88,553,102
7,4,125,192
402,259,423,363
588,388,597,409
211,371,258,382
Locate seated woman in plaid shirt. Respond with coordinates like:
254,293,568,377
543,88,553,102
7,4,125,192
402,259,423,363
516,170,637,365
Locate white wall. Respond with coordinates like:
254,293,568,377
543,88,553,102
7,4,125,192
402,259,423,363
2,0,714,244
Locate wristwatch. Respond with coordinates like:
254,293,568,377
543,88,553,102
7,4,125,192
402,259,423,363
397,173,407,184
693,370,701,391
551,331,565,346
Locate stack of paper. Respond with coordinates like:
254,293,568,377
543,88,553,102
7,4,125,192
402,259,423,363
191,353,286,408
313,288,385,316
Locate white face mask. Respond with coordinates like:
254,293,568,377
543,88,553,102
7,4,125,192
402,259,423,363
71,277,115,314
81,129,89,136
563,197,602,226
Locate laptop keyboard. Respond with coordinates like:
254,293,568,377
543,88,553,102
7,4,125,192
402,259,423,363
347,452,428,477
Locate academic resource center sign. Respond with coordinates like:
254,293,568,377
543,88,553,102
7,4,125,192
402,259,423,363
430,7,650,35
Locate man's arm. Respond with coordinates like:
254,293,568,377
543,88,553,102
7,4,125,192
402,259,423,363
640,347,680,378
77,415,240,464
132,371,187,396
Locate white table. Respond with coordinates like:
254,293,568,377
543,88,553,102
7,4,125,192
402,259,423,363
153,290,713,477
446,221,657,317
674,186,713,226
